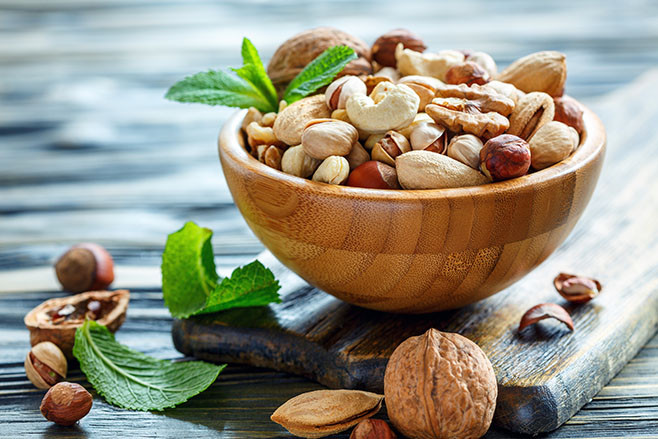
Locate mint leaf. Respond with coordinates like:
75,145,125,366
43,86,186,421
73,320,224,411
165,69,276,113
161,221,281,319
283,46,357,104
232,38,278,111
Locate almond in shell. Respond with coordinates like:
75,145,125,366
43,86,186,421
271,389,383,438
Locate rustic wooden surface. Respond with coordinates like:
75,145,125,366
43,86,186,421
219,105,605,314
1,0,658,437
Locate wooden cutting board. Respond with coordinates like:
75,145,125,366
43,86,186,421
173,249,658,436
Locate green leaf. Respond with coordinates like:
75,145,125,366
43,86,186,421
161,221,281,319
231,38,278,111
73,320,225,411
164,69,275,113
283,46,357,104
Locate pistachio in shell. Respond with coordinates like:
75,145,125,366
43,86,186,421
24,289,130,358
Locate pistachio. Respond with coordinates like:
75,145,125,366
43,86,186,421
25,342,68,389
447,134,484,169
409,122,447,153
507,91,555,140
325,76,367,111
396,150,489,189
396,112,433,138
312,156,350,185
497,51,567,97
529,121,579,170
302,119,358,160
281,145,322,178
371,131,410,166
271,389,384,438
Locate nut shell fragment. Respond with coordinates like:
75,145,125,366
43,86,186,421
271,389,383,439
554,273,602,304
24,289,130,357
384,329,497,439
519,303,575,331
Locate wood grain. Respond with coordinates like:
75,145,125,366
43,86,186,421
218,105,606,313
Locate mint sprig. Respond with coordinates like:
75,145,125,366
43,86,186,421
283,45,357,104
161,221,281,319
165,38,357,112
165,38,278,113
73,320,225,411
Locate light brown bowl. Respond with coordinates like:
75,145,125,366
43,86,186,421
218,102,605,313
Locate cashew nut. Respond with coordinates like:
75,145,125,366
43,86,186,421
345,81,419,135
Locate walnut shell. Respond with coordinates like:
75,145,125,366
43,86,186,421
24,289,130,358
384,329,497,439
267,27,372,90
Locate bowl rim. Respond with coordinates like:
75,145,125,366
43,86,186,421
219,97,606,200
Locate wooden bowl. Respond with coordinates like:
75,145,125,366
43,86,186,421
218,103,605,313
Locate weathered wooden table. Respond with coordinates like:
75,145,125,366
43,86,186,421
1,1,658,437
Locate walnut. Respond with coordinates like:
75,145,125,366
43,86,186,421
384,329,497,439
426,97,510,139
433,82,515,116
267,27,372,90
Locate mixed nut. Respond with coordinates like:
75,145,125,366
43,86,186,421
242,27,585,190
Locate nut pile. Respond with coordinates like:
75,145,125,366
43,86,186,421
241,28,584,190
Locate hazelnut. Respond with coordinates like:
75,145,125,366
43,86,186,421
25,341,67,389
302,119,358,160
479,134,531,181
466,51,498,77
384,329,497,439
55,243,114,293
350,419,397,439
447,134,484,169
40,382,92,426
312,156,350,185
371,29,426,68
347,161,400,190
326,76,367,111
371,131,410,166
445,61,490,86
553,95,584,134
409,123,447,154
